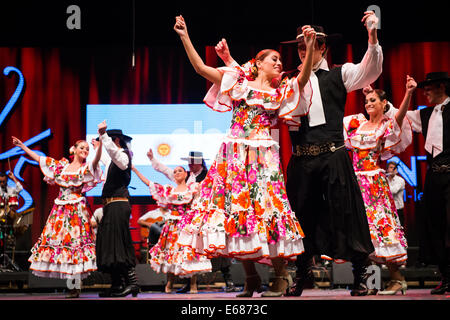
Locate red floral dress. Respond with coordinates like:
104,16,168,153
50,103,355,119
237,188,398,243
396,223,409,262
148,182,211,277
344,112,412,264
29,157,102,279
177,66,305,265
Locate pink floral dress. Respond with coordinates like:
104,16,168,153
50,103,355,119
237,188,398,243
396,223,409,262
343,112,412,264
29,157,102,279
148,182,211,277
177,66,305,264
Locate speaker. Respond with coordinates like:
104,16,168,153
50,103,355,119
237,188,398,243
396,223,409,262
135,263,167,286
331,262,353,286
28,272,67,288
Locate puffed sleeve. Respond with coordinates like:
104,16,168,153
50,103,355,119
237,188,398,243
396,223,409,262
148,181,172,206
203,66,245,112
39,157,69,185
379,107,413,160
277,77,304,122
81,161,103,193
343,113,367,150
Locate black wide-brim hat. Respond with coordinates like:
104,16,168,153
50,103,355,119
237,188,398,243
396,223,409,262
106,129,133,142
180,151,208,164
417,71,450,88
281,25,342,46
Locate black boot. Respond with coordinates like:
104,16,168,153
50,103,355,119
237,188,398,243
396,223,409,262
176,278,190,293
112,266,140,297
350,256,369,296
99,270,125,298
431,264,450,295
222,268,239,293
285,256,314,297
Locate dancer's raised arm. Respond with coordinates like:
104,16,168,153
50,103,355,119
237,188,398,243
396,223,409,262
132,165,150,186
174,15,223,85
12,136,41,162
395,75,417,126
295,26,316,90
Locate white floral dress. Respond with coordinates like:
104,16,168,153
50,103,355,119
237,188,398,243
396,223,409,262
177,66,305,265
343,111,412,264
28,157,102,279
148,181,212,277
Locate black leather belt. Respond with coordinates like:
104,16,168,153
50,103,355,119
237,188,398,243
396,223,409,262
431,163,450,173
294,142,345,157
102,197,129,206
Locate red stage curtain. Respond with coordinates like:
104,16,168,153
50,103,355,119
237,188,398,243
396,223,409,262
1,41,449,259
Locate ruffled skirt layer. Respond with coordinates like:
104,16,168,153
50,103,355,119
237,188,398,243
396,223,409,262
177,140,305,265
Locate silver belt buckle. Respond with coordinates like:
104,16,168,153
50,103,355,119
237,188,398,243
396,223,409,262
330,143,336,152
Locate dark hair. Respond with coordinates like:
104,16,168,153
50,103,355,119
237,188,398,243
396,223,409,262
387,161,398,169
0,172,7,179
252,49,280,78
69,140,88,163
367,89,390,113
111,135,129,150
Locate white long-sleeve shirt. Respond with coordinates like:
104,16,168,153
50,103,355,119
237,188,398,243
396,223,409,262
387,174,406,210
301,42,384,127
99,133,130,175
406,97,450,157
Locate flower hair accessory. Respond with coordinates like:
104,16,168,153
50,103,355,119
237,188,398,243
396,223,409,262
69,146,75,155
240,59,257,81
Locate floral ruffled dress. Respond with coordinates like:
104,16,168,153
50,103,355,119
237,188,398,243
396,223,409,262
343,112,412,264
148,182,211,277
177,66,305,264
29,157,102,279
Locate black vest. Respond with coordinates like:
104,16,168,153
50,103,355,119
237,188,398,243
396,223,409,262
195,168,207,182
419,102,450,165
289,67,348,146
187,168,207,183
101,149,132,198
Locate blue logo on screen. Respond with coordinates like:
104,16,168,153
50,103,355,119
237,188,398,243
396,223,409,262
0,66,51,213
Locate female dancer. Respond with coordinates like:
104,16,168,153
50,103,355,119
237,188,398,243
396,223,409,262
173,15,315,297
343,75,417,295
12,136,102,298
132,154,211,294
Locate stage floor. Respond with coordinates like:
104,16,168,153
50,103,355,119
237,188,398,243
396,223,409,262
0,288,448,300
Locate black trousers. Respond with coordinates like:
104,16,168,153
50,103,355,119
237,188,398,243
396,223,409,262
286,148,374,262
96,201,136,273
422,169,450,273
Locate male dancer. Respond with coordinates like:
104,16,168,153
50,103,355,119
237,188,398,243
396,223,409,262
96,120,139,297
406,72,450,294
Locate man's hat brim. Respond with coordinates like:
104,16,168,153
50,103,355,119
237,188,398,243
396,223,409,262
281,33,342,45
106,129,133,142
417,78,450,88
181,156,209,162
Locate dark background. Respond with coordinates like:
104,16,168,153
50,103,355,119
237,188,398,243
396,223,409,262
0,0,448,47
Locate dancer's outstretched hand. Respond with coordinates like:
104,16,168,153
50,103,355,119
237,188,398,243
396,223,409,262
406,75,417,93
363,84,374,96
98,120,107,135
174,15,187,37
147,148,154,160
12,136,24,148
362,11,379,30
301,25,316,49
215,38,232,65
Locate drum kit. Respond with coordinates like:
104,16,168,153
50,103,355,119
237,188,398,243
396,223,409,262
0,195,33,272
